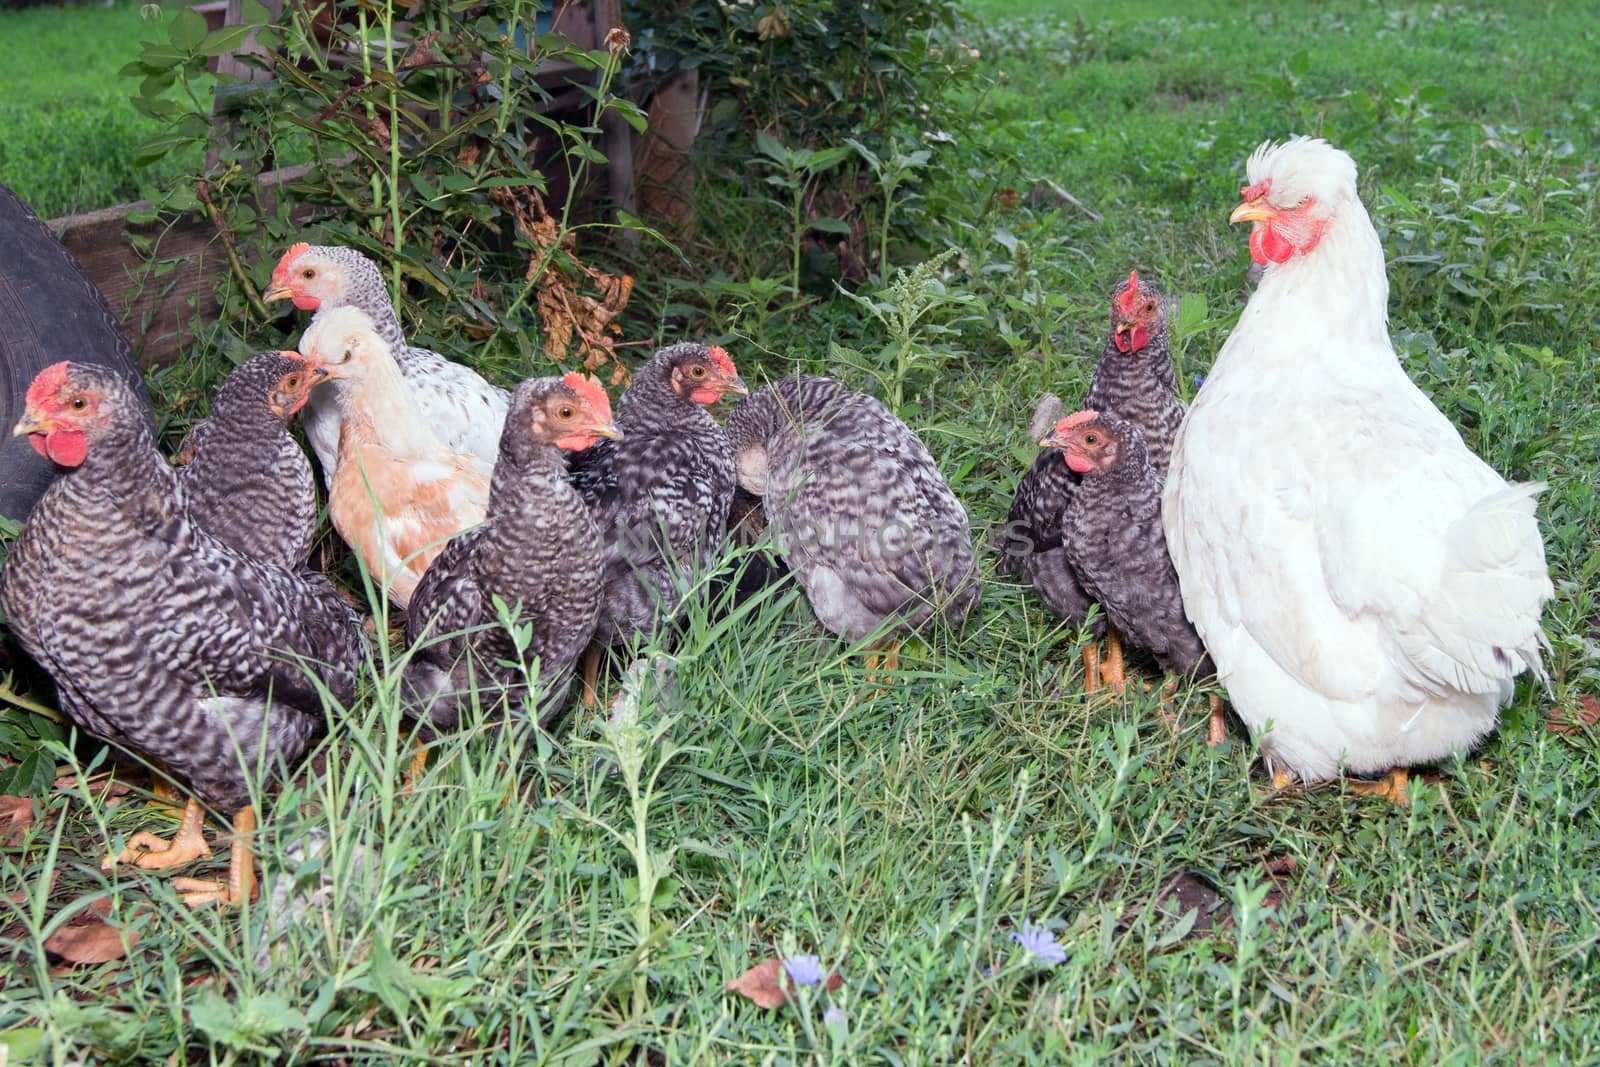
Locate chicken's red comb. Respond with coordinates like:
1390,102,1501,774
1239,177,1272,202
1055,409,1101,434
563,372,612,422
1115,270,1141,316
271,241,311,286
26,362,72,408
707,345,737,378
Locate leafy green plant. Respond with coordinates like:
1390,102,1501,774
751,131,852,301
834,248,972,413
119,0,648,386
846,136,931,283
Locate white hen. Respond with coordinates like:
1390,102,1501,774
265,243,508,483
1163,137,1552,794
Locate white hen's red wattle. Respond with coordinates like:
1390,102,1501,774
1162,137,1552,783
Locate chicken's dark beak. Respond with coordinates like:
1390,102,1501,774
589,420,624,441
1037,431,1064,449
723,374,749,397
1229,198,1279,225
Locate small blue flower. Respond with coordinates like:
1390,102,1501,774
1193,373,1207,391
1010,920,1067,967
823,1004,848,1029
783,954,825,987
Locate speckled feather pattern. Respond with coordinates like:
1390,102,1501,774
1062,414,1209,678
1002,278,1182,625
290,245,508,479
572,344,736,644
0,368,365,813
403,379,604,729
175,353,318,568
1081,306,1184,478
725,376,981,642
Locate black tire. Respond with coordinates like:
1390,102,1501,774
0,182,152,522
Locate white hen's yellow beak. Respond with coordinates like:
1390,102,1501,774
1229,198,1281,225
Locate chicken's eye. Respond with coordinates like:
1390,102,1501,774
557,405,575,420
1085,432,1099,444
301,268,315,280
284,374,302,390
689,365,708,380
70,396,88,411
1143,301,1156,314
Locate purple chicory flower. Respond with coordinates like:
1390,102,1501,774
823,1004,848,1031
783,954,825,987
1010,920,1067,967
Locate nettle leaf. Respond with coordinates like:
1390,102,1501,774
200,24,256,57
754,129,788,163
808,217,852,235
167,7,207,52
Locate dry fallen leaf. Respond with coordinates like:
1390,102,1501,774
1547,695,1600,737
4,869,58,908
44,900,141,965
0,795,34,846
726,957,843,1010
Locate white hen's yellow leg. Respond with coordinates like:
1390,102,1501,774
1206,695,1228,747
173,806,258,907
104,796,212,871
1348,768,1410,807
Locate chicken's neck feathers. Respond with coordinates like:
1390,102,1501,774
1223,201,1392,381
332,355,453,460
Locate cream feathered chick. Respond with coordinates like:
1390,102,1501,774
1163,137,1552,787
300,306,490,609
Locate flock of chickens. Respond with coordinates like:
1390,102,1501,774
0,137,1554,904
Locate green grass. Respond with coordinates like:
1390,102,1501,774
4,0,1600,1063
0,1,207,218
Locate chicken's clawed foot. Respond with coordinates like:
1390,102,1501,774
1347,768,1410,807
171,807,258,907
103,796,211,871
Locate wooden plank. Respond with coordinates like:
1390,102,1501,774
44,158,329,369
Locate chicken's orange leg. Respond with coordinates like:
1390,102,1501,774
1206,694,1228,747
1082,641,1102,694
1100,627,1128,695
865,640,903,695
1348,768,1410,807
173,806,258,906
581,645,602,708
1270,766,1296,791
103,795,212,871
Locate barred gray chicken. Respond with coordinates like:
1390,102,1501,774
571,344,744,697
1042,410,1223,742
0,362,366,905
265,242,508,480
725,376,981,647
403,374,618,730
175,350,324,568
1001,270,1182,689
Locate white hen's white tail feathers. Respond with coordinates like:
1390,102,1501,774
1395,482,1554,698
